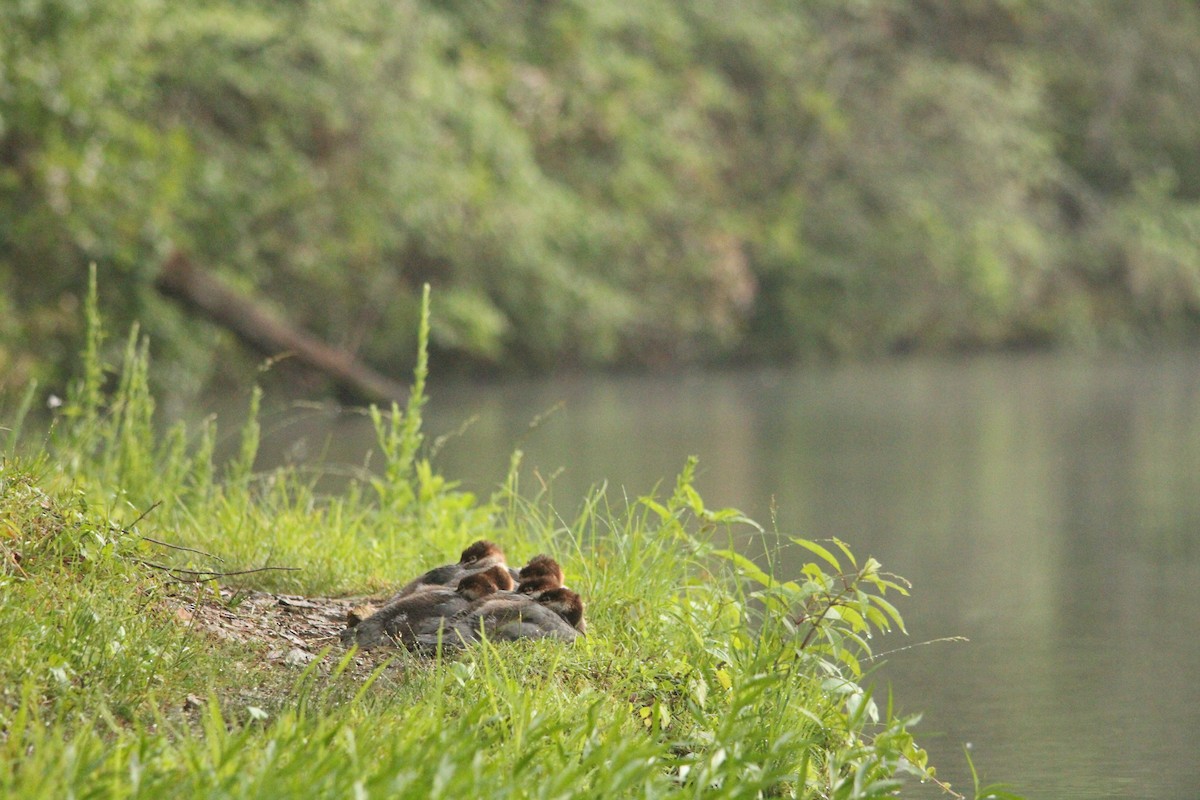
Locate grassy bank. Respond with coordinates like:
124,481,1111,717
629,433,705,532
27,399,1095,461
0,279,1019,798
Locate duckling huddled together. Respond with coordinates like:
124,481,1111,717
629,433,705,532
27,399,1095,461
340,541,585,652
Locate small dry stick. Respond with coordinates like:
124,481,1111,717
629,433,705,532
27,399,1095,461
119,500,163,535
140,536,226,562
117,500,228,563
134,559,300,582
4,547,30,579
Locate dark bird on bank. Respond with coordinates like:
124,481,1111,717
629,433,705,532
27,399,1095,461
515,554,565,596
416,586,586,650
387,540,513,601
343,565,514,649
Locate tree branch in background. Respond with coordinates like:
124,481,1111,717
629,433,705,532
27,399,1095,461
155,252,406,403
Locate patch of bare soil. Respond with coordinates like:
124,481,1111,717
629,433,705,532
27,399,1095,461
163,586,398,676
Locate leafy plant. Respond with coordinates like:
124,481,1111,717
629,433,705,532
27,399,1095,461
0,283,1022,798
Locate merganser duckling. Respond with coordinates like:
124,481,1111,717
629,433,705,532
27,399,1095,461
416,586,586,650
451,564,516,603
343,565,513,649
514,575,558,598
516,554,565,595
388,540,509,601
529,587,586,633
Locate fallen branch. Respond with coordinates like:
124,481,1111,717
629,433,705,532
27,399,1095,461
155,251,407,403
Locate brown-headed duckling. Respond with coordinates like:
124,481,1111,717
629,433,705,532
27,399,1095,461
536,587,586,634
518,554,565,585
343,564,513,650
387,540,509,602
515,555,566,598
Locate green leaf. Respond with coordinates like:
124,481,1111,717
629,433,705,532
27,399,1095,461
701,507,764,531
682,483,705,516
790,538,842,572
711,548,773,587
863,604,891,632
640,497,671,521
830,537,858,568
869,594,907,634
837,604,867,632
839,647,862,677
875,576,912,596
842,629,874,660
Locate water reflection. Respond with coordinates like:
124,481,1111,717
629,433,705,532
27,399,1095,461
250,351,1200,799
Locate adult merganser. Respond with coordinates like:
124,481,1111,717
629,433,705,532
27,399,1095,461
343,564,513,649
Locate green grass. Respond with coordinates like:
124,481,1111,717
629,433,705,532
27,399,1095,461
0,274,1021,799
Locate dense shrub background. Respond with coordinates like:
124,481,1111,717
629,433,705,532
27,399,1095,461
4,1,1199,398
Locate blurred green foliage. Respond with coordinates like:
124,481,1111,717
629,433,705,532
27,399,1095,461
3,0,1200,398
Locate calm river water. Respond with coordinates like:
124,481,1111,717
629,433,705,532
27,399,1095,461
254,351,1200,799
